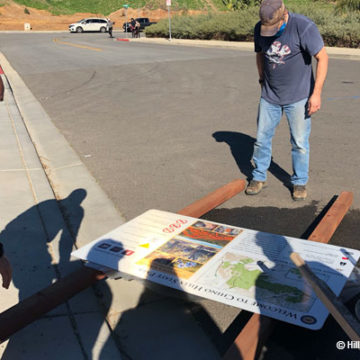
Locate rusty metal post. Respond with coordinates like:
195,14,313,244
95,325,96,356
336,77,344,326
0,179,246,342
0,267,106,343
223,191,354,360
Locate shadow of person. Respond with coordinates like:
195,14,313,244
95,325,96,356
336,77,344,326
1,188,87,300
0,189,114,358
204,203,359,359
53,188,87,275
253,233,350,360
99,258,235,360
212,131,291,188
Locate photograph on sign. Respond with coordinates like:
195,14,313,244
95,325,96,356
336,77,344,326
137,220,242,279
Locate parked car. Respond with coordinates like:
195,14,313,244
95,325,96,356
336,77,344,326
69,18,109,33
122,18,157,32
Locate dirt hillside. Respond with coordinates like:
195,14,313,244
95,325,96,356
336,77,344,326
0,2,207,31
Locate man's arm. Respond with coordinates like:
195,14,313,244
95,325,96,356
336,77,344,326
308,47,328,115
256,52,265,84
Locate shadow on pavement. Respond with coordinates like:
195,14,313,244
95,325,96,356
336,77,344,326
96,203,360,359
212,131,291,188
204,203,360,360
0,189,114,359
99,259,236,360
5,190,356,358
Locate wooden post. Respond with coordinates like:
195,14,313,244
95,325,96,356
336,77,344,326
0,179,246,343
223,191,354,360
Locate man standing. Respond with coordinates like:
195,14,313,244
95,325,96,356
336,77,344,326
107,18,114,38
246,0,328,200
130,18,136,38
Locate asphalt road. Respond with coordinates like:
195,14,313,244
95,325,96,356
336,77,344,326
1,32,360,359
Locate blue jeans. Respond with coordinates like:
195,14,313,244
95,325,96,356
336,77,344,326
252,97,311,186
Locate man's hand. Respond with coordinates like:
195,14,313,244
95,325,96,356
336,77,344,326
308,93,321,115
0,256,12,289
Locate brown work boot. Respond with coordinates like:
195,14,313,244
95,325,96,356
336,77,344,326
292,185,307,201
245,180,266,195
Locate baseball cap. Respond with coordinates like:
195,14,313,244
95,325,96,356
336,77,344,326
259,0,286,37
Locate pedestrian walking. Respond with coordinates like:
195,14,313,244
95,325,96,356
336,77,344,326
134,19,141,38
107,18,115,38
130,18,136,38
246,0,328,201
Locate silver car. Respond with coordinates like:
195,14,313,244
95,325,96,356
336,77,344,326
69,18,108,33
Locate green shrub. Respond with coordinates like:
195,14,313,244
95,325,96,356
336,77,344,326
335,0,360,13
11,0,360,47
222,0,260,11
288,2,360,47
146,2,360,48
146,8,258,40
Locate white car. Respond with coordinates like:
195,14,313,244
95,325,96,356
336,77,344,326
69,18,109,33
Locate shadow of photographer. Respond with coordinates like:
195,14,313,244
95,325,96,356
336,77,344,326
0,189,115,359
99,256,236,359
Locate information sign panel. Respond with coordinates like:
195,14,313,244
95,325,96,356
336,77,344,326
72,209,360,329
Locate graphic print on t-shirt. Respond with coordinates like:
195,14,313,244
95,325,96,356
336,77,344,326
266,41,291,68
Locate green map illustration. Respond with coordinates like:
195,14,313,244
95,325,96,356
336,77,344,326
204,252,316,312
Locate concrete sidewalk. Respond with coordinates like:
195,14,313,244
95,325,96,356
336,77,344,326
0,63,122,358
0,54,222,359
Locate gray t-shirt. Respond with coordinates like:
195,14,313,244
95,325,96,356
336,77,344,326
254,13,324,105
